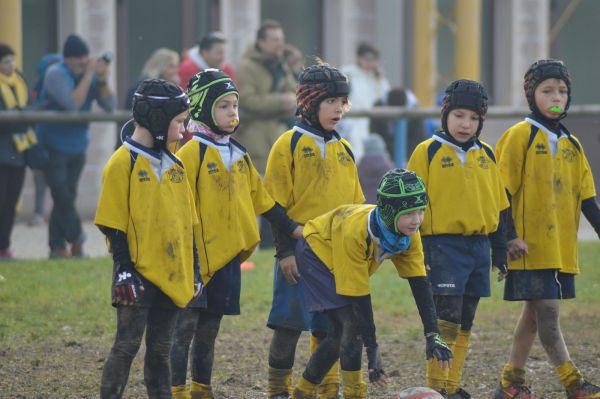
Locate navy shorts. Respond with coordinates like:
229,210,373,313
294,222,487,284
267,241,331,334
504,269,575,301
188,255,241,315
295,238,352,313
422,234,491,297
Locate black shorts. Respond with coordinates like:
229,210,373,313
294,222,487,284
187,255,241,315
503,269,575,301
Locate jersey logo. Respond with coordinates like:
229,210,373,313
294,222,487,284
441,156,454,168
207,162,220,174
138,169,150,182
302,146,316,158
337,151,351,166
535,143,547,154
437,283,456,288
237,159,246,173
562,147,577,162
167,168,184,183
477,155,490,169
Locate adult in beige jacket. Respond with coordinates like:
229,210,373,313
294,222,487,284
235,20,297,174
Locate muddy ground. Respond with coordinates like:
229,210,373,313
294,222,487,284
2,312,599,399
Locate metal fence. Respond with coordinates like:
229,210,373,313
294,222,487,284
2,104,600,166
2,104,600,123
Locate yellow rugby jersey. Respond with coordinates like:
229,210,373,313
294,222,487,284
264,123,365,223
407,134,509,236
177,133,275,284
304,204,426,297
95,140,198,308
496,118,596,274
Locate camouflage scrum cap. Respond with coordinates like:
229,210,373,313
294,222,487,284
376,169,428,232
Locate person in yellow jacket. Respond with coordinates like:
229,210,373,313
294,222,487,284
170,69,303,399
407,79,509,398
96,79,201,398
291,169,452,399
493,60,600,399
264,62,365,399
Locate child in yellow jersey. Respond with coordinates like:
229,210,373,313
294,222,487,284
95,79,201,398
493,60,600,399
291,169,452,399
263,63,365,399
170,69,303,399
406,79,509,398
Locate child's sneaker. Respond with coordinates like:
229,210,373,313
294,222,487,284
567,381,600,399
493,384,536,399
447,388,471,398
0,249,14,261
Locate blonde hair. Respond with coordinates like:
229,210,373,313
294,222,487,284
141,48,180,79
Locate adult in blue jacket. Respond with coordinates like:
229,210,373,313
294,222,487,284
36,34,115,258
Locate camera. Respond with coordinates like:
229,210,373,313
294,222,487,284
100,51,113,64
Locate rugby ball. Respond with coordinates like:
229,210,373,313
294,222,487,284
396,387,444,399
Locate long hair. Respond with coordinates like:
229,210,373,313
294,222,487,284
141,48,180,80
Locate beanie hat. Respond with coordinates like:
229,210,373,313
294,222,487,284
296,63,349,130
523,59,571,119
0,43,15,62
376,169,428,233
187,69,238,135
441,79,488,137
63,34,89,58
132,79,189,149
363,134,387,155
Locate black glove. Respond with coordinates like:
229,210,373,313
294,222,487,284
366,346,386,383
425,333,452,362
113,261,144,304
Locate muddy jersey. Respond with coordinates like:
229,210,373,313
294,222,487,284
407,133,509,237
177,133,274,284
304,204,426,297
496,118,596,274
264,122,365,224
95,139,198,308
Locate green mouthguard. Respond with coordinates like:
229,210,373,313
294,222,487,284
550,106,563,113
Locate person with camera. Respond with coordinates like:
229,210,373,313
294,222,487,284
36,33,115,259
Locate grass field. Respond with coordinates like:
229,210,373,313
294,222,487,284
1,244,599,398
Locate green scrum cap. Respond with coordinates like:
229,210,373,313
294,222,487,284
376,168,428,232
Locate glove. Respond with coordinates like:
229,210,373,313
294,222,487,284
366,346,386,384
425,333,452,362
113,261,144,304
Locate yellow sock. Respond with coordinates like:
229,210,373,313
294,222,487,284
172,384,191,399
292,375,318,399
426,319,459,392
446,329,471,394
190,381,213,399
268,366,292,398
309,334,340,398
556,361,585,393
500,364,526,388
341,370,367,399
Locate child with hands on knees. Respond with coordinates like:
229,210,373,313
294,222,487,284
494,59,600,399
95,79,201,398
264,62,365,399
170,69,303,399
290,169,452,399
407,79,509,398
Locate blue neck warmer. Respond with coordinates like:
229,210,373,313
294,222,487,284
371,208,411,254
